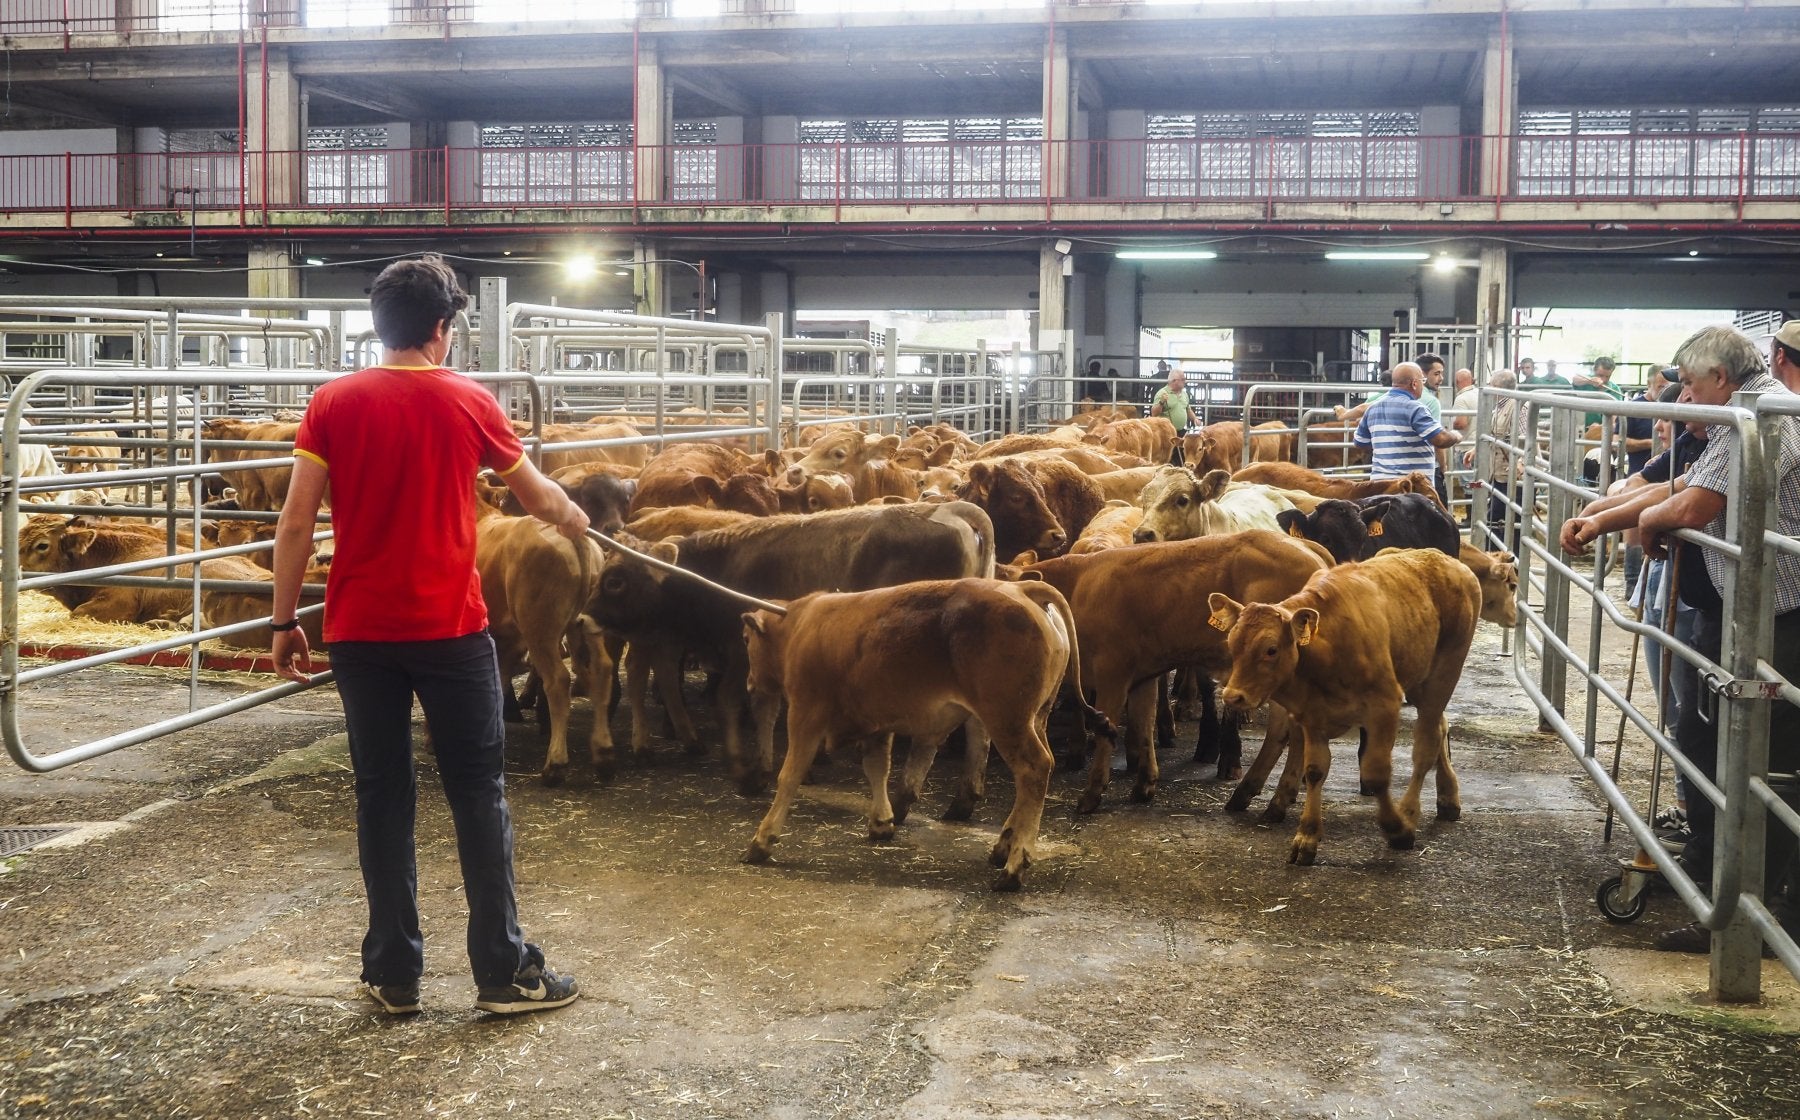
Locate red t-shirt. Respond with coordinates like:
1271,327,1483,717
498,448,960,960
294,366,525,643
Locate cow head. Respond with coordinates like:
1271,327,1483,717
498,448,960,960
1399,471,1444,506
588,538,679,634
1275,499,1368,565
786,473,855,514
720,473,782,516
17,514,90,573
786,431,900,485
1183,431,1233,475
741,607,791,699
567,473,635,536
1208,592,1315,713
955,460,1065,557
1132,466,1230,543
1472,550,1519,627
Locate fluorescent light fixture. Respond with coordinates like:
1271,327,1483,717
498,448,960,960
305,257,326,266
563,254,599,281
1433,255,1458,273
1325,251,1432,261
1117,250,1219,261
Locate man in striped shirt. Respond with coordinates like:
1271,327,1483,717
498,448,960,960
1352,361,1462,479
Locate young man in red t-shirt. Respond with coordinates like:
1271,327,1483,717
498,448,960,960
269,255,589,1016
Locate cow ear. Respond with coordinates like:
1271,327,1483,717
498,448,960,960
966,461,991,487
1206,592,1242,633
1197,469,1231,502
1276,509,1307,538
650,540,680,564
742,611,766,637
1009,550,1039,566
1291,607,1320,647
1362,509,1386,537
927,441,959,467
762,448,783,475
618,478,639,500
693,475,724,505
890,448,926,470
64,524,99,555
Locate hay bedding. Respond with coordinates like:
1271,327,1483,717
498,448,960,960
8,590,282,660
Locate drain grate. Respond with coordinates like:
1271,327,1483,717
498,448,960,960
0,826,76,858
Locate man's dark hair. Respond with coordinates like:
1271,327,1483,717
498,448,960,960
1779,341,1800,369
1414,352,1443,372
370,254,469,351
1594,355,1616,371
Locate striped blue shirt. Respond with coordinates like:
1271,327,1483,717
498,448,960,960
1353,388,1444,479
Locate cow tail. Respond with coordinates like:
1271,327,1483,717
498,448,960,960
1017,581,1116,740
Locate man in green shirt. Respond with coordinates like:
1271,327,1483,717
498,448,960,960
1570,355,1626,428
1150,364,1194,434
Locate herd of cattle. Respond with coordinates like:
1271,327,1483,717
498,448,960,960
14,403,1521,889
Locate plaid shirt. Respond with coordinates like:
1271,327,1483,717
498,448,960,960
1682,373,1800,615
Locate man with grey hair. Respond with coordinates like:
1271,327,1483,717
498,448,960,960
1635,324,1800,954
1353,361,1461,480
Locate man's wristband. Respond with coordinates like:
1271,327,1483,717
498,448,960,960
269,618,302,632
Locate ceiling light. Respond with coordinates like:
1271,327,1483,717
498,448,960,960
563,254,598,281
305,257,326,266
1325,251,1432,262
502,250,513,256
1116,250,1219,261
1688,249,1700,257
1433,255,1458,273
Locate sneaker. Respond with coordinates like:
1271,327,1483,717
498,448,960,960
475,944,579,1015
361,980,421,1015
1653,805,1688,832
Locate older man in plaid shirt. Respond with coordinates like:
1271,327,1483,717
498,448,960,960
1637,325,1800,954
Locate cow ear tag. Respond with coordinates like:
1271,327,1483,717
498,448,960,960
1296,632,1312,646
1368,521,1385,537
1286,523,1305,539
1208,614,1231,632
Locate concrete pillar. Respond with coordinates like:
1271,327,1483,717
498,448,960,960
1038,242,1069,352
1419,103,1460,200
245,47,302,207
1105,109,1147,199
1476,243,1511,378
248,242,300,368
763,115,799,200
634,240,666,319
1041,29,1072,198
1478,29,1517,199
447,121,480,206
1103,260,1138,372
634,42,670,203
714,116,745,202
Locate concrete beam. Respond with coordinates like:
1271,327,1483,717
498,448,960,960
667,69,756,118
305,78,436,123
0,86,129,129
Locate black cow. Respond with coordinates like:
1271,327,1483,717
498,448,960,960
1275,500,1368,565
504,473,636,538
1354,493,1459,559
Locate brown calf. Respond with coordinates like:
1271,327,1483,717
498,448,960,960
741,578,1109,890
1232,461,1441,507
1210,548,1481,864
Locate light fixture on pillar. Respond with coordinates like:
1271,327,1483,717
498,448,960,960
563,254,599,282
1433,254,1457,273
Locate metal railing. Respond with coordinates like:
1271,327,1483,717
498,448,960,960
1473,384,1800,1000
7,134,1799,222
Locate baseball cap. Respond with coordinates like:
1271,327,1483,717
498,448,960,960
1775,321,1800,352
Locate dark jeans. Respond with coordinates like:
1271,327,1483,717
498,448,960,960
1485,481,1522,554
331,630,528,989
1678,607,1800,906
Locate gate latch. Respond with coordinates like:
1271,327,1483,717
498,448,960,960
1703,673,1785,701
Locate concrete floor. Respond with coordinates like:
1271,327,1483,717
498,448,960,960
1,618,1797,1119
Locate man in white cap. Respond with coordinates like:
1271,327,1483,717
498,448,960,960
1774,320,1800,392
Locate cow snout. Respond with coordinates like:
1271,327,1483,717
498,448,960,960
785,465,807,486
1131,526,1158,543
1219,685,1253,713
1038,528,1067,551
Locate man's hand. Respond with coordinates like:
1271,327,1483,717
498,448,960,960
553,504,591,542
1641,526,1671,562
273,627,314,683
1559,516,1596,555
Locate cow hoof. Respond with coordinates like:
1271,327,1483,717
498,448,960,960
1075,789,1103,815
736,772,770,798
1359,779,1382,796
592,760,616,785
868,819,896,844
1129,781,1155,804
940,799,976,823
1437,802,1462,822
1155,734,1174,753
539,764,567,788
1259,804,1288,825
891,795,915,826
1224,789,1254,813
1387,831,1416,851
1193,744,1219,765
683,739,708,758
742,843,773,865
1217,764,1244,783
1288,842,1318,866
991,869,1024,892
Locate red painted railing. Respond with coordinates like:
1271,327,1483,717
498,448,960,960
3,136,1796,219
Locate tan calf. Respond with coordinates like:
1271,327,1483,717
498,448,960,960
1209,548,1481,865
1232,461,1441,507
741,578,1110,890
1068,501,1144,554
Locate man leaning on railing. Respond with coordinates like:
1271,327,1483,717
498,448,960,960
1568,325,1800,955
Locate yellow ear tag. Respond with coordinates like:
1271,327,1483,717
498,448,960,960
1209,615,1231,632
1286,523,1305,539
1368,522,1385,537
1296,632,1313,646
